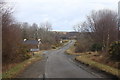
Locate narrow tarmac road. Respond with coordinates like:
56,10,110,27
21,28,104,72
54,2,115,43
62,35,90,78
45,41,96,78
17,40,114,79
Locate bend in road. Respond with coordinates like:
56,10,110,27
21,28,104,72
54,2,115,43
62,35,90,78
45,40,99,78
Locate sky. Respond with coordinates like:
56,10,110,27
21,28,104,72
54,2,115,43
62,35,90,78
8,0,119,31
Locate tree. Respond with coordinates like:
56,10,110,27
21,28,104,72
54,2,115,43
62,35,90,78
74,9,118,53
87,10,117,52
38,22,56,44
30,23,38,40
21,22,29,39
74,22,93,52
2,1,22,65
20,21,60,50
78,9,117,52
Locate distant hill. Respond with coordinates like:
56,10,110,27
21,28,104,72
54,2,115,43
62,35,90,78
52,31,79,39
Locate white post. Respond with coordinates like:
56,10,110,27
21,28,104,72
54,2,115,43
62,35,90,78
38,39,41,50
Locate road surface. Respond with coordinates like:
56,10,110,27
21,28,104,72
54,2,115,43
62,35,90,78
17,40,115,78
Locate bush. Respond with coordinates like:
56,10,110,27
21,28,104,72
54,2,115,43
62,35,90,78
90,43,102,51
109,41,120,61
74,42,87,53
23,53,32,60
74,42,78,46
18,45,31,60
62,40,69,43
40,43,51,50
74,39,93,53
52,45,56,49
75,34,93,53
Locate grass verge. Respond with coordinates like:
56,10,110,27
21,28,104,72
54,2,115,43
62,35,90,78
2,51,43,78
66,45,120,78
75,56,120,77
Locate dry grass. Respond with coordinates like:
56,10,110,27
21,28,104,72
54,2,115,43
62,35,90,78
76,56,120,77
66,45,120,78
2,51,43,78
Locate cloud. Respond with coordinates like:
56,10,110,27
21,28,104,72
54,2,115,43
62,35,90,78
12,0,119,31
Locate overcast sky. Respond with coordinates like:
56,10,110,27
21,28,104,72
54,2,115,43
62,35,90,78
9,0,119,31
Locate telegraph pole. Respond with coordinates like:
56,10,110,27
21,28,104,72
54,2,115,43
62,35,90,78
118,1,120,41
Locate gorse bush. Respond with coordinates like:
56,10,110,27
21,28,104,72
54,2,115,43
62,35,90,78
109,41,120,61
52,45,56,49
90,43,103,51
23,54,32,60
19,45,31,60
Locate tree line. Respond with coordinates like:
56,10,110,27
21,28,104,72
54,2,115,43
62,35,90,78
20,22,60,49
74,9,119,61
1,1,60,71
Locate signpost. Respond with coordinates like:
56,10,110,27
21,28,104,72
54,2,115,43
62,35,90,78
30,49,39,52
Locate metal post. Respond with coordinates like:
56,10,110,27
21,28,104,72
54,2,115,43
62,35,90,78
118,1,120,41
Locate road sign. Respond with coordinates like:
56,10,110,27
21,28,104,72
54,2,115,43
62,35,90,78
30,49,39,52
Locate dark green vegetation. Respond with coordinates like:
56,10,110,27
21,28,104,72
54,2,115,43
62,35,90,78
109,41,120,61
90,43,103,52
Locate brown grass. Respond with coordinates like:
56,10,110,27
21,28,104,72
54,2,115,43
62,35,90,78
76,56,120,77
66,45,120,78
2,51,43,78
